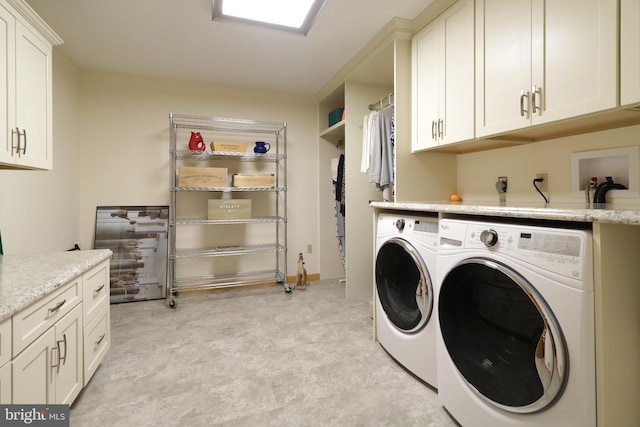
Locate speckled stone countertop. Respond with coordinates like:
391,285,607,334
0,249,112,322
370,201,640,225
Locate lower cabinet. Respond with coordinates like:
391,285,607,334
8,257,111,404
13,303,83,404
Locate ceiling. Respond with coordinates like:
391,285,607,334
25,0,434,96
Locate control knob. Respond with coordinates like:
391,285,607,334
395,219,405,231
480,229,499,247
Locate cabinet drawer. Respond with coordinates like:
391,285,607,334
83,260,109,324
13,278,81,357
83,304,110,386
0,318,11,367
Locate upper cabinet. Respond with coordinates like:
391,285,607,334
412,0,474,151
475,0,617,138
621,0,640,107
0,0,62,170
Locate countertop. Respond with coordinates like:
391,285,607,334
370,200,640,225
0,249,112,322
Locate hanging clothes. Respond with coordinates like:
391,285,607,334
369,105,395,201
361,110,378,173
335,153,346,216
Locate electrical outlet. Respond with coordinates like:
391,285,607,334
536,173,548,191
307,244,312,253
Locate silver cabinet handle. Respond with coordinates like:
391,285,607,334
520,90,529,117
532,85,541,114
95,333,106,346
48,299,66,314
20,128,27,154
57,333,67,366
438,119,443,139
94,284,105,294
431,120,437,140
11,127,19,155
51,346,60,373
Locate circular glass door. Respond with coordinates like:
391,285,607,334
439,258,567,413
375,237,432,333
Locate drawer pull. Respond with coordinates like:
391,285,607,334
48,299,66,314
95,333,106,346
94,284,105,294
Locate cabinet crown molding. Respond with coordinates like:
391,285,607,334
5,0,63,45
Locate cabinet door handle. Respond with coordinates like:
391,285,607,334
20,129,27,154
431,120,437,140
11,128,19,155
48,299,66,314
95,333,106,347
51,346,60,373
532,85,541,114
57,333,67,366
94,284,105,294
438,119,444,139
520,90,529,117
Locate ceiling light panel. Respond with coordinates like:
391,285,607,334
212,0,327,35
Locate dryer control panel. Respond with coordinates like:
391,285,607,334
439,219,592,282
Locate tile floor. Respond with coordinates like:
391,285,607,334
70,279,458,426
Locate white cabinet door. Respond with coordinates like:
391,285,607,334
54,304,83,405
412,21,439,151
621,0,640,106
0,362,10,404
0,3,15,165
413,0,474,151
475,0,531,137
439,0,475,145
531,0,617,125
12,327,55,404
476,0,617,137
14,20,52,169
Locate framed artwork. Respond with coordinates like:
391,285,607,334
94,206,169,303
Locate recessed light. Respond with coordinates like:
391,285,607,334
212,0,327,35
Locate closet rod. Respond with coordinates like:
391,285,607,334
368,92,394,111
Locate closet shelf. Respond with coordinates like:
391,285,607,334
320,120,345,143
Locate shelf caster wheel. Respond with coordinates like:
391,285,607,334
168,298,178,309
172,289,180,298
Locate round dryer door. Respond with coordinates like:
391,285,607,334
439,258,567,413
375,237,433,333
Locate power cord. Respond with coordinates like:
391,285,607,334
533,178,548,203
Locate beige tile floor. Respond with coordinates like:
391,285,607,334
69,279,458,426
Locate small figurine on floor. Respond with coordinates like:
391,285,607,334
296,252,309,290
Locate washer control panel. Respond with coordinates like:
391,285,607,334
439,219,590,281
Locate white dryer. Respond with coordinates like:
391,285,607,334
375,212,439,387
436,218,595,426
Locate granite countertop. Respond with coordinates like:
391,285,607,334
0,249,112,322
370,200,640,225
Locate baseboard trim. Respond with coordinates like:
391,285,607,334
287,273,320,283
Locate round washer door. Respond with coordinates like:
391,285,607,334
375,237,433,333
438,258,567,413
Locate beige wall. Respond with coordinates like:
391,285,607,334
1,49,326,279
0,50,81,254
457,125,640,204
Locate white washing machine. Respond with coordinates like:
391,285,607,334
436,218,596,426
375,212,439,387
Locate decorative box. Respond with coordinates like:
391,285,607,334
178,167,227,187
208,199,252,220
232,173,275,188
210,141,248,153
